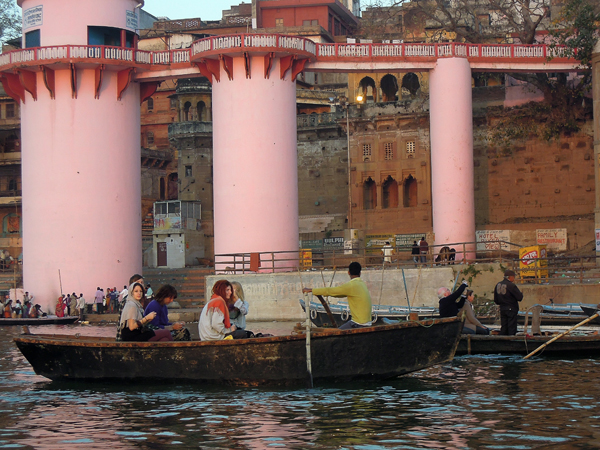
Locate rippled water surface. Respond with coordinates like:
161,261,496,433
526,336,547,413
1,324,600,449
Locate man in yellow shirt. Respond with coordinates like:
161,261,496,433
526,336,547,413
302,262,373,329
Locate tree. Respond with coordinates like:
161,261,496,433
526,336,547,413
0,0,21,47
360,0,598,141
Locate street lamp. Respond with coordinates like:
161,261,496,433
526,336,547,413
329,96,353,231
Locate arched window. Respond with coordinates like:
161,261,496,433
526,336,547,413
403,175,418,207
147,97,154,112
183,102,191,121
363,177,377,210
197,101,206,121
380,74,398,102
401,73,420,97
382,176,398,209
358,76,377,103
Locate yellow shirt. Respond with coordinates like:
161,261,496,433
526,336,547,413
312,277,372,325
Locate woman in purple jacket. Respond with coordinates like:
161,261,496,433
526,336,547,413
144,284,190,341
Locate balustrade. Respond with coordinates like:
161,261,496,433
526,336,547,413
0,37,575,73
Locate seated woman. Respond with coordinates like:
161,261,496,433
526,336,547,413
460,290,490,335
144,284,190,341
29,304,42,318
230,281,249,330
198,280,237,341
119,282,173,342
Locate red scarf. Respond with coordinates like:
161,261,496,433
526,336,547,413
207,294,231,328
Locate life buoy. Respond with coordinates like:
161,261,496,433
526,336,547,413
372,313,378,323
310,308,317,320
341,310,349,321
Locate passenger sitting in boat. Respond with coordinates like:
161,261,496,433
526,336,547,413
29,304,41,318
119,282,173,342
144,284,190,341
438,280,469,318
55,296,66,318
230,281,249,330
199,280,237,341
459,290,490,335
3,300,12,318
302,262,373,330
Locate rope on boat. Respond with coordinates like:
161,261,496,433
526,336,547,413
377,262,385,306
401,269,411,313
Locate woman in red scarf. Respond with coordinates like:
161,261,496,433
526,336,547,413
198,280,237,341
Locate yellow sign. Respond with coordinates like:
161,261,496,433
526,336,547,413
299,249,312,269
519,245,548,278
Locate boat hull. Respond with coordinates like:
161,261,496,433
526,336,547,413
14,318,463,385
457,334,600,356
0,316,78,326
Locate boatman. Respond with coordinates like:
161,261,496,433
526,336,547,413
302,261,372,330
494,269,524,335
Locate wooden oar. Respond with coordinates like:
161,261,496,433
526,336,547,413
523,312,599,360
302,293,314,388
315,294,338,328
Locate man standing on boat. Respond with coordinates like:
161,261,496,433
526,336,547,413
494,269,524,335
302,262,372,330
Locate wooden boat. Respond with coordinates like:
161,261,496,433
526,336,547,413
456,332,600,356
14,317,463,385
580,305,600,325
0,315,78,326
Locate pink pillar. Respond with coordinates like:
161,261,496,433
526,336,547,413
429,58,476,259
212,55,299,270
19,0,142,312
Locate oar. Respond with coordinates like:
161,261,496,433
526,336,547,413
523,312,600,360
303,292,314,388
315,294,338,328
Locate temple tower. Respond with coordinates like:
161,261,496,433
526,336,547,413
2,0,144,310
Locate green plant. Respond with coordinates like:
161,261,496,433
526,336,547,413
461,264,481,284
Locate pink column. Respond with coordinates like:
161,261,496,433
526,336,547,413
429,57,476,259
18,0,142,312
212,55,299,270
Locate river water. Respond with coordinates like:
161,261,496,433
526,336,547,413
1,323,600,449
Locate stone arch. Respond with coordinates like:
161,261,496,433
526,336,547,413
382,176,398,209
358,76,377,103
197,101,207,121
401,73,420,97
380,74,399,102
403,175,418,207
363,177,377,210
183,102,191,121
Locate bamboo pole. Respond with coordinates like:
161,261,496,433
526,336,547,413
523,312,599,360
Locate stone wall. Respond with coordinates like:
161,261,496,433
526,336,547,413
206,265,600,321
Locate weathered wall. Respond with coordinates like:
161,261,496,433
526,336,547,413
206,265,600,321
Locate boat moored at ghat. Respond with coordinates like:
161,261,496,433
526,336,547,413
0,316,79,326
457,332,600,356
14,317,463,385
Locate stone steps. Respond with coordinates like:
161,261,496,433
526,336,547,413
142,267,214,308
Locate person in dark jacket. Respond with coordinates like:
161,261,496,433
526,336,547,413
438,280,469,318
494,269,524,335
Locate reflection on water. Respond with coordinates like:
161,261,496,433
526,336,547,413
2,325,600,449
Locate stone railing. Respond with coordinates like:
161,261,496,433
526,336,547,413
168,122,213,136
297,112,344,128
